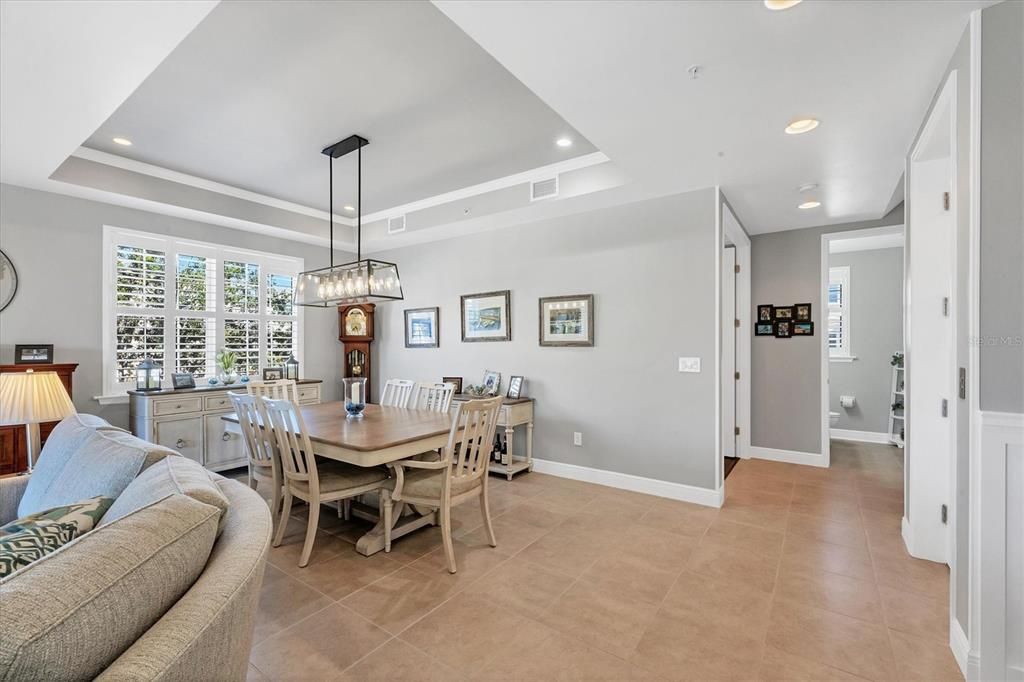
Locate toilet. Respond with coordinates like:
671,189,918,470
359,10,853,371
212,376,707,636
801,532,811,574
829,411,840,427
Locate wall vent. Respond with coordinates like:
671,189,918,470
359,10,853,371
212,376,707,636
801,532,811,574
530,176,559,202
387,215,406,234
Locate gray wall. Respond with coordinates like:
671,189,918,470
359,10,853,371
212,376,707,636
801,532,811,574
749,207,905,454
829,247,904,434
371,189,720,490
0,184,352,429
980,0,1024,413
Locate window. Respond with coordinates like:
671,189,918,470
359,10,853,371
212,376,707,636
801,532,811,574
102,226,303,396
828,266,851,358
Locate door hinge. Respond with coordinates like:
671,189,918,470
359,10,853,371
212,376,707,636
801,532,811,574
942,297,949,316
942,192,950,211
941,504,948,524
734,264,740,274
959,367,966,400
734,318,740,328
734,371,740,381
734,426,740,436
941,398,948,417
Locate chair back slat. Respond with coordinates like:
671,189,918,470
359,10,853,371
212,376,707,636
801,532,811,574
445,396,502,485
228,391,276,471
247,379,299,403
380,379,416,408
263,397,316,487
410,382,455,413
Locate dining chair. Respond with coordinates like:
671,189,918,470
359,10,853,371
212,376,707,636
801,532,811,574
228,391,284,534
263,397,390,567
410,382,456,413
247,378,300,403
380,378,416,408
382,395,503,573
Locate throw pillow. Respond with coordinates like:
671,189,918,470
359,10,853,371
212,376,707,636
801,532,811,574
0,521,79,577
0,496,114,537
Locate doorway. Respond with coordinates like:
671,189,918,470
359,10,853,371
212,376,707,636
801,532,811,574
722,243,738,479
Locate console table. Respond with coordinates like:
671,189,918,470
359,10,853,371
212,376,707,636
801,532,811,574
129,379,322,472
450,395,535,480
0,363,78,475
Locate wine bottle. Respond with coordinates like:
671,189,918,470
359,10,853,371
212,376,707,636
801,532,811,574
500,433,509,466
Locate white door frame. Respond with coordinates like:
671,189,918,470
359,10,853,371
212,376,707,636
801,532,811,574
717,191,751,493
820,224,906,470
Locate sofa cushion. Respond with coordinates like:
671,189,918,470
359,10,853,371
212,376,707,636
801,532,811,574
0,493,220,680
0,521,79,578
102,456,230,536
0,495,114,537
18,417,175,518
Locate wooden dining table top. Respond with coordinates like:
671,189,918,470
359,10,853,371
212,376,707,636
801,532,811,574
223,401,454,452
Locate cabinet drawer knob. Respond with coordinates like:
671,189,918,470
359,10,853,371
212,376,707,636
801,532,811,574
221,432,231,442
175,438,186,449
175,404,182,409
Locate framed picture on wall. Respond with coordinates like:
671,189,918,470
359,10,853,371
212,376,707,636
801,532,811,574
775,320,793,338
793,321,814,336
404,307,439,348
539,294,594,347
442,376,463,394
757,305,774,323
461,290,511,342
773,305,794,320
755,323,774,336
794,303,812,321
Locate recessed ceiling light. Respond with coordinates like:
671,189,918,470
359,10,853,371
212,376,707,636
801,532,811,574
112,137,133,146
555,137,573,148
785,118,819,135
799,200,821,209
798,183,818,193
342,205,355,212
764,0,803,10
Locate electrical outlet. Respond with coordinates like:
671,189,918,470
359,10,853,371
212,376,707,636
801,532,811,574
678,357,701,373
573,432,583,447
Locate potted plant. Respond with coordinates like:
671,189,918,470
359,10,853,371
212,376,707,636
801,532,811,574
216,348,239,385
891,352,904,368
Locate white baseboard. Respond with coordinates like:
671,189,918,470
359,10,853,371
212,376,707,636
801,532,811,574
749,446,827,468
530,458,723,508
951,619,970,677
901,516,914,555
831,428,892,444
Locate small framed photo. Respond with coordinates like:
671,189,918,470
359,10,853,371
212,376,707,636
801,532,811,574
442,376,463,394
539,294,594,347
171,373,196,389
404,307,439,348
506,376,525,400
793,321,815,336
773,306,794,320
757,305,774,323
14,344,53,364
775,320,793,338
461,290,511,342
262,367,284,380
794,303,812,321
755,323,775,336
481,370,501,396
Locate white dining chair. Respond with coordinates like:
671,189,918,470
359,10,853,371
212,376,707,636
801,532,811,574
263,397,390,568
382,396,503,573
410,382,456,413
228,391,284,534
247,379,300,403
380,379,416,408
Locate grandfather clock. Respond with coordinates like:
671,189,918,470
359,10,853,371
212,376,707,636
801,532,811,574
338,303,375,398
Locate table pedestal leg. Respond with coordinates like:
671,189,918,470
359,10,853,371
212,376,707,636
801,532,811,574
355,501,437,556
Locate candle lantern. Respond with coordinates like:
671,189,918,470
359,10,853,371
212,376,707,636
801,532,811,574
135,357,163,392
342,377,367,417
284,354,299,381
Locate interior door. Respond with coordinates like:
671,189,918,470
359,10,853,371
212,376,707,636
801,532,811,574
722,246,737,459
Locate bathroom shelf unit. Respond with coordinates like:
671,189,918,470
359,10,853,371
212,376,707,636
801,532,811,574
888,362,905,448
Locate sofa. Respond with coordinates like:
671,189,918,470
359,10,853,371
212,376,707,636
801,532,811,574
0,413,272,681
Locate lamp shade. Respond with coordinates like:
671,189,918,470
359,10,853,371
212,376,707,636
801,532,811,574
0,371,77,425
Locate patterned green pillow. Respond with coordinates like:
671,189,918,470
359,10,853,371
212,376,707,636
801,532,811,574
0,520,79,578
0,496,114,537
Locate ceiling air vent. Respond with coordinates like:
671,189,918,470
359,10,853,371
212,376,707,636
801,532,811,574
387,215,406,234
530,176,559,202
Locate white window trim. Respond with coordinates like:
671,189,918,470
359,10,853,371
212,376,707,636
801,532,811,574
828,265,854,360
98,225,304,400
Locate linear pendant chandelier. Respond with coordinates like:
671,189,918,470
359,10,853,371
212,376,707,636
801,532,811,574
294,134,403,307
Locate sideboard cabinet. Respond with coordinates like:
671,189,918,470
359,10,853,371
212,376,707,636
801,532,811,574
129,380,322,472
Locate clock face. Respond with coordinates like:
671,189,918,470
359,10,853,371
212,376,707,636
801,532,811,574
345,308,367,336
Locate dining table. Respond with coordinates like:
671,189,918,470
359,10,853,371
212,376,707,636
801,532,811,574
222,401,456,556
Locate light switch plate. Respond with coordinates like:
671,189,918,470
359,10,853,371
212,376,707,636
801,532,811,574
678,357,701,373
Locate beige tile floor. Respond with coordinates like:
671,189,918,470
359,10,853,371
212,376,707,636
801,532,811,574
242,440,962,681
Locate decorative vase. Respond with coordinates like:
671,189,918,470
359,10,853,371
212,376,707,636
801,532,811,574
343,377,367,417
218,370,239,385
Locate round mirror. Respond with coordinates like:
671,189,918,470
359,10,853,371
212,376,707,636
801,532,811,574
0,250,18,312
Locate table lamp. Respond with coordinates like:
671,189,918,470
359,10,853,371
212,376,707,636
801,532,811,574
0,370,77,473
